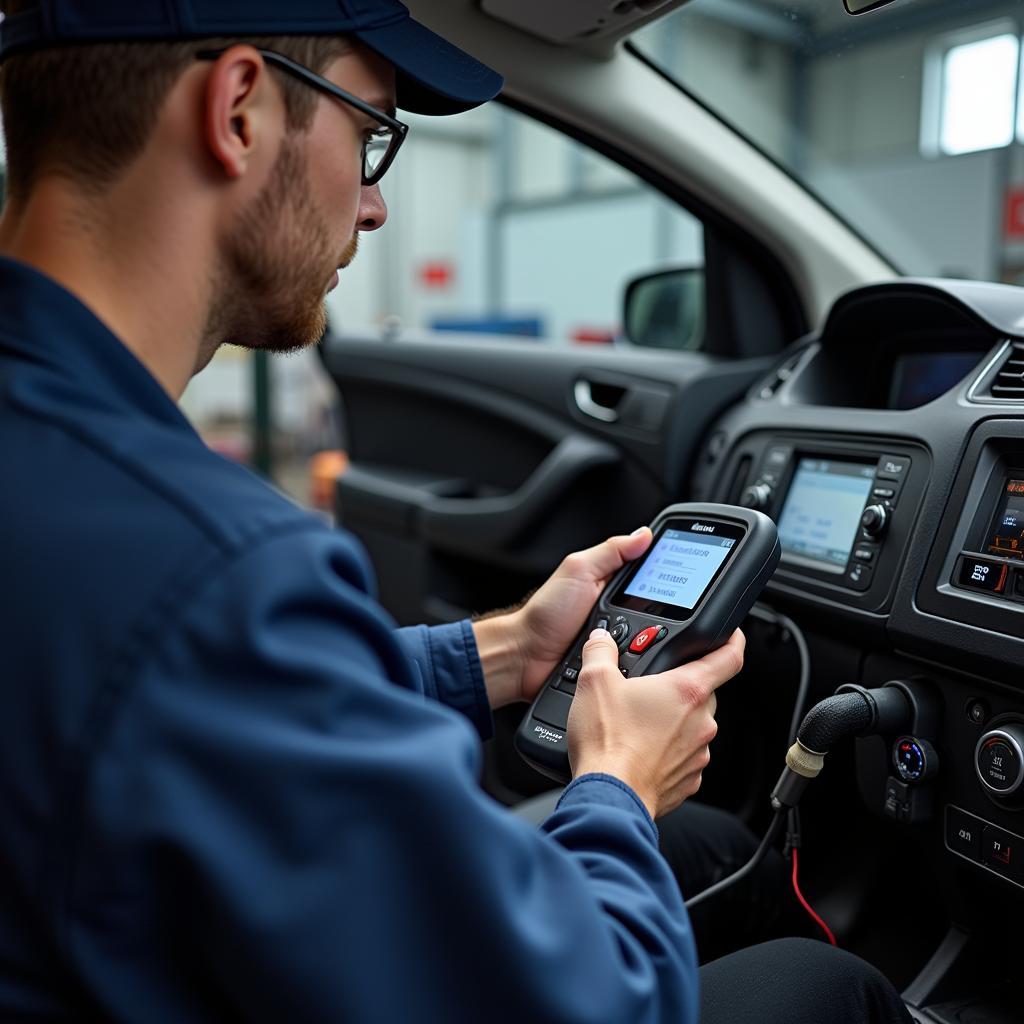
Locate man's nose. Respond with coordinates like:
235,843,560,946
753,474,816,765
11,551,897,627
357,184,388,231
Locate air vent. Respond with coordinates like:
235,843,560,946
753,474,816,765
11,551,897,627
989,342,1024,400
754,345,808,401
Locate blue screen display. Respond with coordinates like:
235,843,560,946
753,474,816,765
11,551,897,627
777,460,875,573
624,528,737,610
889,353,982,410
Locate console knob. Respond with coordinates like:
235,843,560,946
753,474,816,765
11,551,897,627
860,504,889,537
976,726,1024,796
741,483,772,511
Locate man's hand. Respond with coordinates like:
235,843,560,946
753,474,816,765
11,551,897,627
569,628,745,819
472,527,653,709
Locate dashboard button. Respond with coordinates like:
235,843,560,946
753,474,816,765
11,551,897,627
847,561,873,589
976,729,1024,795
982,825,1020,878
853,546,877,564
872,486,896,501
877,455,911,482
967,700,989,726
946,806,981,861
956,557,1008,594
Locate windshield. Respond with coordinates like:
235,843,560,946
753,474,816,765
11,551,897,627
633,0,1024,280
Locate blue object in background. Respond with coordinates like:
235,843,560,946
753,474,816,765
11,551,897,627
431,315,544,337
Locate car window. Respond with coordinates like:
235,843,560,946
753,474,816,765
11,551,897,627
325,104,705,347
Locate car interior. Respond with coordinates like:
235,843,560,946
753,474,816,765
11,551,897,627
316,1,1024,1019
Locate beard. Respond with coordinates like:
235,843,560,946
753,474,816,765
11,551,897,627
206,137,356,355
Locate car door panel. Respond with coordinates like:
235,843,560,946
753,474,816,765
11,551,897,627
322,331,770,625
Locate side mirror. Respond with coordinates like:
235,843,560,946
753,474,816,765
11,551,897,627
843,0,899,14
623,266,705,352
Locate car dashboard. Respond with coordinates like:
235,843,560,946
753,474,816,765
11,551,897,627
686,279,1024,1000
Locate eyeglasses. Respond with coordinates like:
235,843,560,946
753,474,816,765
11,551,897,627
196,47,409,186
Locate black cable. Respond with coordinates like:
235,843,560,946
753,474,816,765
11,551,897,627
747,603,810,747
684,808,785,910
683,604,811,908
748,603,810,856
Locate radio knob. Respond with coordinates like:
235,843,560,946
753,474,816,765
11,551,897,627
741,483,773,511
976,726,1024,796
860,504,889,537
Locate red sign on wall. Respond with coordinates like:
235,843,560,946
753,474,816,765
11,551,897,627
1005,188,1024,239
418,261,455,290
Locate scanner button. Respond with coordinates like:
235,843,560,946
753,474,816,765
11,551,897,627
534,688,573,731
629,625,664,654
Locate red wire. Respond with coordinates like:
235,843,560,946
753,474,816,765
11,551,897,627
791,849,837,946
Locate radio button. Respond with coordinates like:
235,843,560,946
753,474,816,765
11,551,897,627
872,486,896,502
877,455,911,482
860,504,889,538
853,546,877,564
956,557,1008,594
847,561,873,590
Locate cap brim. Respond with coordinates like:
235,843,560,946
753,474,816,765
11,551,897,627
354,16,503,115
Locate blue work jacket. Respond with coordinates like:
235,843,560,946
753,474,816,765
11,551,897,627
0,257,698,1022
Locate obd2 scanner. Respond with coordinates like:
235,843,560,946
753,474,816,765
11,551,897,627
514,503,780,783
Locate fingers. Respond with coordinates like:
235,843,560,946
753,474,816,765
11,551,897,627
561,526,653,583
657,629,746,698
579,627,620,677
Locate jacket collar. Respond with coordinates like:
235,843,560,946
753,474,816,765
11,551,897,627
0,255,196,432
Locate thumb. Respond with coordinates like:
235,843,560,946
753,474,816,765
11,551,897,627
580,627,620,674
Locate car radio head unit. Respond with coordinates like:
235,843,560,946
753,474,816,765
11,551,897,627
736,441,916,594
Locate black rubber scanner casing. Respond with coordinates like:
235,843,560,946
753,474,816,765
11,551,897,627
514,502,780,783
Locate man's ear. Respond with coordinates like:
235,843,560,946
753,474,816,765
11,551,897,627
202,46,277,180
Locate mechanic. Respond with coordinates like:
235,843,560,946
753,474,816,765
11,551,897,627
0,1,913,1021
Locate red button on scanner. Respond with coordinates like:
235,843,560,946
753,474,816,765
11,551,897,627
629,625,666,654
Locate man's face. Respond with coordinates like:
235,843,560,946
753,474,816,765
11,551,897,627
215,45,393,353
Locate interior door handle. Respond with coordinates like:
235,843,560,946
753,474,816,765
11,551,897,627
420,433,619,549
574,380,620,423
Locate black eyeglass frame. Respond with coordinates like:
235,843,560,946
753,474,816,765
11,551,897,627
196,47,409,186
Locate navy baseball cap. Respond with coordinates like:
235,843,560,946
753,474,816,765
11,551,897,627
0,0,503,115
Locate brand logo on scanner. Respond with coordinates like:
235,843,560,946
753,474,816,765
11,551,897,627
692,523,716,533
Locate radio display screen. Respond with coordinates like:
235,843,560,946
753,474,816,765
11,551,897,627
613,518,745,619
985,479,1024,560
777,459,876,574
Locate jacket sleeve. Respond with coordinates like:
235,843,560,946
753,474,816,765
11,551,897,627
395,621,493,740
66,528,699,1024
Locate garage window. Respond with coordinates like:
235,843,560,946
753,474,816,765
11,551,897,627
925,25,1020,156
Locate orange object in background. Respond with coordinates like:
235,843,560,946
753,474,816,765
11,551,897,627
309,450,349,512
